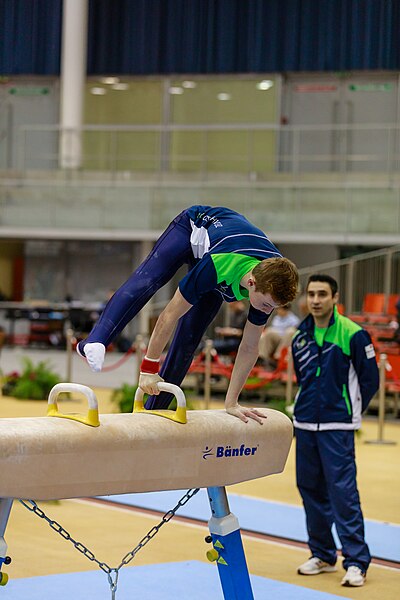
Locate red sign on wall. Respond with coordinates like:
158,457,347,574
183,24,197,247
294,84,337,92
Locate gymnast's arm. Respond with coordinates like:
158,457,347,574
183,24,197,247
138,289,192,395
148,288,192,359
225,320,267,424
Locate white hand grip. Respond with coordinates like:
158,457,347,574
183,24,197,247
135,382,186,408
134,383,187,423
47,383,100,427
48,383,98,410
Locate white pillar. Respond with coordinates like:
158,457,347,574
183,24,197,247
59,0,89,169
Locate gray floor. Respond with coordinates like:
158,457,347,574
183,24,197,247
0,346,140,389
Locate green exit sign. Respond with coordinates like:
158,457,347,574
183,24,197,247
349,83,393,92
8,87,50,96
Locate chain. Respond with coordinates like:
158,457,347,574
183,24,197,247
19,499,113,574
115,487,199,570
20,488,200,598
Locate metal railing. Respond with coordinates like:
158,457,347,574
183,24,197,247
5,122,400,181
297,244,400,314
1,122,400,241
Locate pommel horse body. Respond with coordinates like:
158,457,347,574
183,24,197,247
0,383,293,598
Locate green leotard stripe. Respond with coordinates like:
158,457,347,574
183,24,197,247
211,253,261,300
324,307,362,356
314,327,328,348
342,384,352,415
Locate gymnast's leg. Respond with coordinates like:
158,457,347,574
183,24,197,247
78,211,192,353
145,292,224,409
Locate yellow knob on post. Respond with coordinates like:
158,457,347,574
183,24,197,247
0,572,9,586
206,548,220,562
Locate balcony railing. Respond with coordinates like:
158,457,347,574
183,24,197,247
2,122,399,182
298,245,400,314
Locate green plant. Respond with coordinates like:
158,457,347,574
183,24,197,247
111,383,139,413
1,358,60,400
265,397,292,416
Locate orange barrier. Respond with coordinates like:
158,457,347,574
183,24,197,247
189,350,233,379
189,347,294,391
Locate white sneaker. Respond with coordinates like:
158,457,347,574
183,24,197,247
341,566,366,587
298,556,337,575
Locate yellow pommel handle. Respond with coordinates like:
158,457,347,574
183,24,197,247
0,572,9,586
47,383,100,427
134,383,187,424
206,548,219,562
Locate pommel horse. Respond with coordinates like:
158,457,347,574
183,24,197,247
0,382,293,598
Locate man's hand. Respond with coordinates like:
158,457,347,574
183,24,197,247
138,372,164,395
226,404,267,425
78,342,106,372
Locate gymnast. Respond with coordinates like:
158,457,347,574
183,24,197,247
77,205,299,423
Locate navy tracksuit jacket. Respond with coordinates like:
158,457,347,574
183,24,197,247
292,307,379,573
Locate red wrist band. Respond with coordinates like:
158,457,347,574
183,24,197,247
140,356,160,374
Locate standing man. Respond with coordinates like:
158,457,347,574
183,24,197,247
78,205,299,423
292,274,379,587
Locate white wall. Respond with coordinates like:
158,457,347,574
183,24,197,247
277,243,340,269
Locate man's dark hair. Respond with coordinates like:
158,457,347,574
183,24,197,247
306,274,338,296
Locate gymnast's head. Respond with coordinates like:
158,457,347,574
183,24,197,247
246,257,299,314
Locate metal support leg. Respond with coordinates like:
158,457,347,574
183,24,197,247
0,498,13,586
206,486,254,600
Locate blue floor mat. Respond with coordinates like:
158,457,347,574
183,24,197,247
5,561,351,600
98,490,400,562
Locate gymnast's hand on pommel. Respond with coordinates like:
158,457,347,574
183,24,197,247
77,342,106,372
225,403,267,425
138,372,164,395
139,355,164,395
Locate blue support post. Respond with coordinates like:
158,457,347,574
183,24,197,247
206,486,254,600
0,498,13,586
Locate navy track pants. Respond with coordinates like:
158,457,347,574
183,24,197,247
295,428,371,573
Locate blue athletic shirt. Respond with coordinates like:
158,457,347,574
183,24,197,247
179,206,282,326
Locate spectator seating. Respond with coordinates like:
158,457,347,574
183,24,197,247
348,294,400,356
384,354,400,418
350,293,399,321
363,293,386,314
387,294,400,316
349,293,388,324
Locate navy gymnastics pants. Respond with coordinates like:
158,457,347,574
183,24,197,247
295,428,371,573
81,210,223,409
